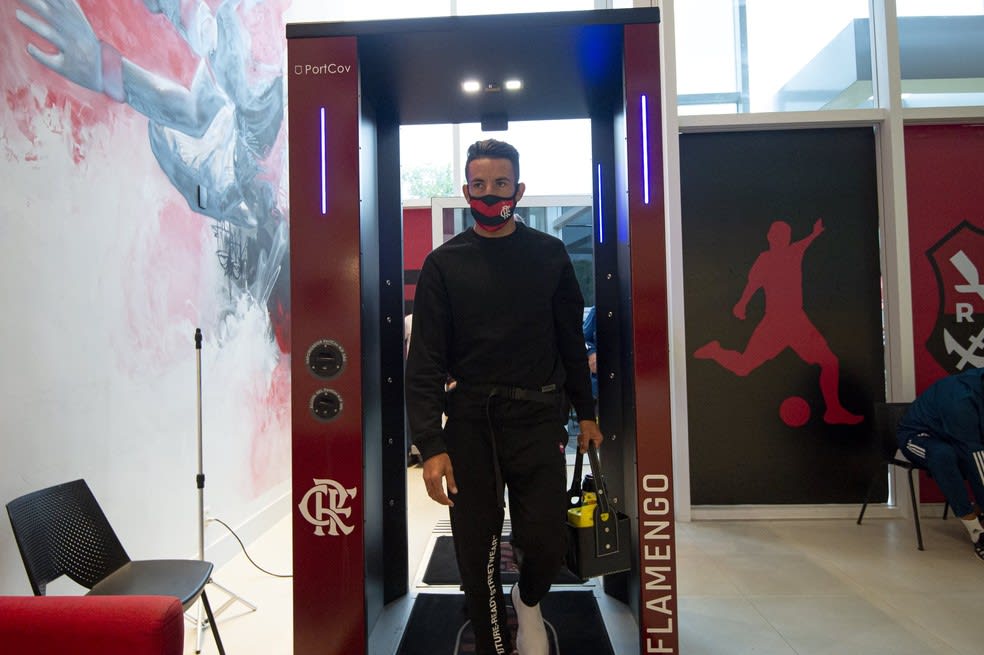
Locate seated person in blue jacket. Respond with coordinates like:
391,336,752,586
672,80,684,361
898,366,984,559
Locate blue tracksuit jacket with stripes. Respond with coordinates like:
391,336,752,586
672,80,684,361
898,366,984,445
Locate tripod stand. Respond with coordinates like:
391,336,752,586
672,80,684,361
191,328,257,653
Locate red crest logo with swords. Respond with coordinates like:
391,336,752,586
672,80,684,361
927,221,984,372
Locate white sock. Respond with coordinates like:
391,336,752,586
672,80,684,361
961,517,982,542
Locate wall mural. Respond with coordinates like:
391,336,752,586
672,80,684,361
1,0,292,492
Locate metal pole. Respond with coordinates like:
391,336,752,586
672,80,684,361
196,328,205,562
191,328,256,653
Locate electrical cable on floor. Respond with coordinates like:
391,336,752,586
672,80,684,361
208,517,293,578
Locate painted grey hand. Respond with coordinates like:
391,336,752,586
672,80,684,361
16,0,103,94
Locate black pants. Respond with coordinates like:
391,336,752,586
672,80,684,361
444,392,569,655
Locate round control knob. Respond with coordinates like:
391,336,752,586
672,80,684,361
310,389,343,422
306,340,346,379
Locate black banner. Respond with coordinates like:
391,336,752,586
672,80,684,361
682,128,884,505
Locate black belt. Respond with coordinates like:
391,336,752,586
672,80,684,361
457,382,560,405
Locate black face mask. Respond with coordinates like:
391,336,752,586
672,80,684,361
468,194,517,231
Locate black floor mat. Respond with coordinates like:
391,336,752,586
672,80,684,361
396,591,615,655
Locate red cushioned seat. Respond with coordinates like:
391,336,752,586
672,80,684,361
0,595,184,655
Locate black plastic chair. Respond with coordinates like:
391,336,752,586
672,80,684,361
6,479,225,654
857,401,950,550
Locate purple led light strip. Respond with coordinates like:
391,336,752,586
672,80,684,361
597,163,604,244
641,94,650,205
320,107,327,215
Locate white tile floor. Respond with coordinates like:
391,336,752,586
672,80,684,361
185,474,984,655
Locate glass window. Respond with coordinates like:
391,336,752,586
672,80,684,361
400,126,456,202
401,120,592,199
896,0,983,16
896,1,984,109
676,0,872,114
674,0,740,107
457,120,593,196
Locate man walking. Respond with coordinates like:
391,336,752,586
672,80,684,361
406,139,602,655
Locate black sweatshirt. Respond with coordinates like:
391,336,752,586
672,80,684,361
405,222,595,462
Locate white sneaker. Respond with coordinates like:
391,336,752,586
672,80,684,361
511,583,547,655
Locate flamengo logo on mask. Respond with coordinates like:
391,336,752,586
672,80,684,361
293,63,352,75
299,478,358,536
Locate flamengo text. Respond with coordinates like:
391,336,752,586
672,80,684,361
642,473,674,654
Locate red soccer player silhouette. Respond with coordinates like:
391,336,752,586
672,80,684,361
694,219,863,425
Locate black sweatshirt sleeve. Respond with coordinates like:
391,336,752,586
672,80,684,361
405,254,451,461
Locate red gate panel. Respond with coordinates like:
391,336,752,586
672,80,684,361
625,22,678,655
287,36,366,655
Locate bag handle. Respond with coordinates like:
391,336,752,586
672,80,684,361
568,444,585,508
569,443,613,512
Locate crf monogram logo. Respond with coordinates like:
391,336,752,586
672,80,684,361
299,478,358,536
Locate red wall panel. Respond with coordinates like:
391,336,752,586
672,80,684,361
402,206,432,308
905,123,984,503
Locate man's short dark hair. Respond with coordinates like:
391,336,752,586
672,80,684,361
465,139,520,183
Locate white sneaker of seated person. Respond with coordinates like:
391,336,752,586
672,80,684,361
511,583,547,655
